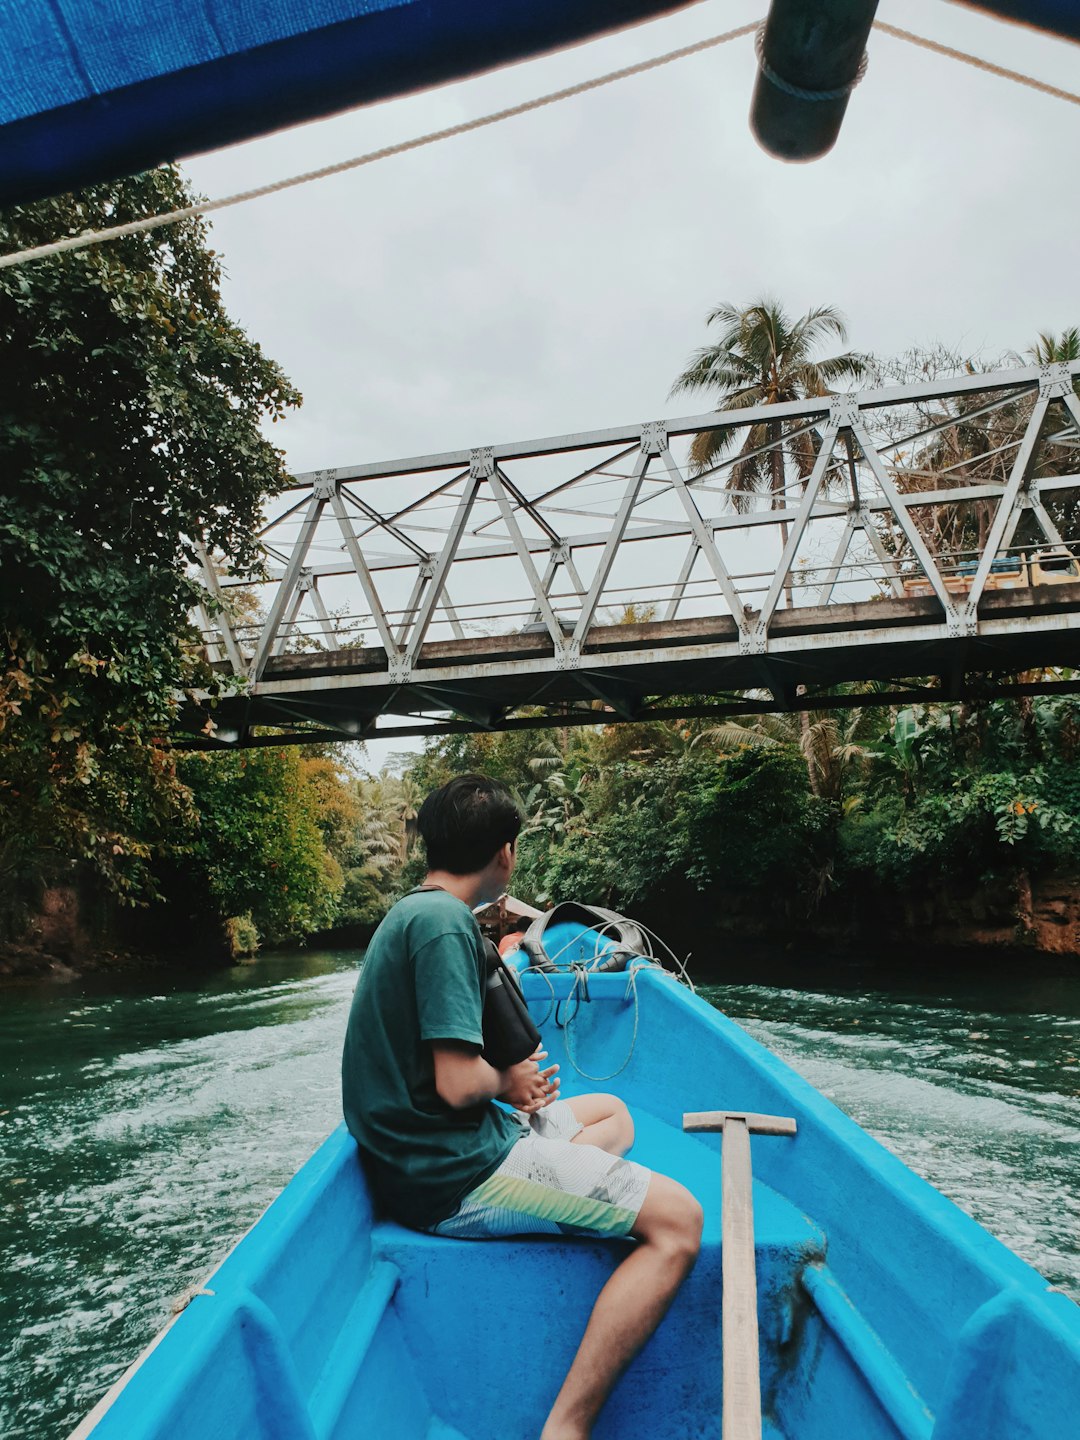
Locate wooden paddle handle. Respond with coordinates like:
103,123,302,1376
682,1110,796,1440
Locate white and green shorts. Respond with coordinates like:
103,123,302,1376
430,1100,652,1240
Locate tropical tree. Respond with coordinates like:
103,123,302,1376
669,298,869,507
873,349,1011,562
522,738,590,842
869,334,1080,570
174,747,344,945
0,167,300,933
692,702,876,803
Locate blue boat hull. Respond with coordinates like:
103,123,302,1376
74,967,1080,1439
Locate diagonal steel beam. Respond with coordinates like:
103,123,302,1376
328,484,400,658
561,546,588,600
664,539,701,622
496,470,563,546
571,437,655,651
271,576,308,658
962,393,1051,623
258,695,371,737
306,578,341,652
395,562,433,650
192,535,246,674
362,469,471,544
660,447,749,636
409,684,502,728
340,483,432,561
401,473,483,669
1027,491,1068,549
524,549,562,629
816,512,858,606
249,489,326,680
489,463,568,651
751,419,841,646
440,583,467,641
1058,386,1080,440
574,671,644,720
193,603,223,664
857,510,906,598
257,492,310,538
851,416,960,629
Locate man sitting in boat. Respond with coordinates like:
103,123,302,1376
342,774,703,1440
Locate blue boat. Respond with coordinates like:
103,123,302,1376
72,922,1080,1439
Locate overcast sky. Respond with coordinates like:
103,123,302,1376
181,0,1080,769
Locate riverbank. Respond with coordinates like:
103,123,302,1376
6,869,1080,985
0,911,377,986
691,869,1080,961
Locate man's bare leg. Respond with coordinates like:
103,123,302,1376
538,1173,703,1440
566,1094,634,1156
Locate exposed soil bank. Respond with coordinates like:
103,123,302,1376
663,870,1080,963
0,886,373,985
0,882,215,984
6,872,1079,985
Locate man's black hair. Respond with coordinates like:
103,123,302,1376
418,774,522,875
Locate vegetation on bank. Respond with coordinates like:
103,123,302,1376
1,178,1078,960
391,691,1080,946
0,169,299,945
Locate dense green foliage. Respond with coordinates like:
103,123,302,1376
382,690,1080,946
840,698,1080,890
173,749,347,945
0,169,299,931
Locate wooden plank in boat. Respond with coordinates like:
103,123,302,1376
683,1111,797,1136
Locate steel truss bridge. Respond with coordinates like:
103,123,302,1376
185,360,1080,747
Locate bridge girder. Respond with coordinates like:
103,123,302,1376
184,360,1080,747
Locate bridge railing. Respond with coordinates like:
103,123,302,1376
194,360,1080,670
185,360,1080,741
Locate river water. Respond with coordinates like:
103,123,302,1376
2,946,1078,1439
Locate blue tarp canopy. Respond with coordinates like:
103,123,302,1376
0,0,691,205
1,1,1077,207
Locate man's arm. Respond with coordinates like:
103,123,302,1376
432,1043,559,1113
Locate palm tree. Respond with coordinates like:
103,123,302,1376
691,705,875,802
522,738,590,841
671,300,869,613
1028,328,1080,364
669,299,870,511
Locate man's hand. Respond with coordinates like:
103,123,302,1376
498,1047,560,1113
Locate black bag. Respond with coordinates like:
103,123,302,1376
412,886,539,1069
481,939,541,1070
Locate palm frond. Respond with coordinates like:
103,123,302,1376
688,426,737,473
790,305,849,357
691,721,779,751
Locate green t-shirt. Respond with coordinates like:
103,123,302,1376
341,888,522,1229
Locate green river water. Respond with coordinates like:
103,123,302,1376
2,946,1078,1439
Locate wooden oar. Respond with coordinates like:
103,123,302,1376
683,1110,798,1440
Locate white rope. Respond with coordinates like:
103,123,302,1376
0,20,761,273
6,14,1072,274
561,962,646,1082
873,19,1080,108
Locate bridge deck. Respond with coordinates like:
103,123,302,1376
187,582,1080,744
